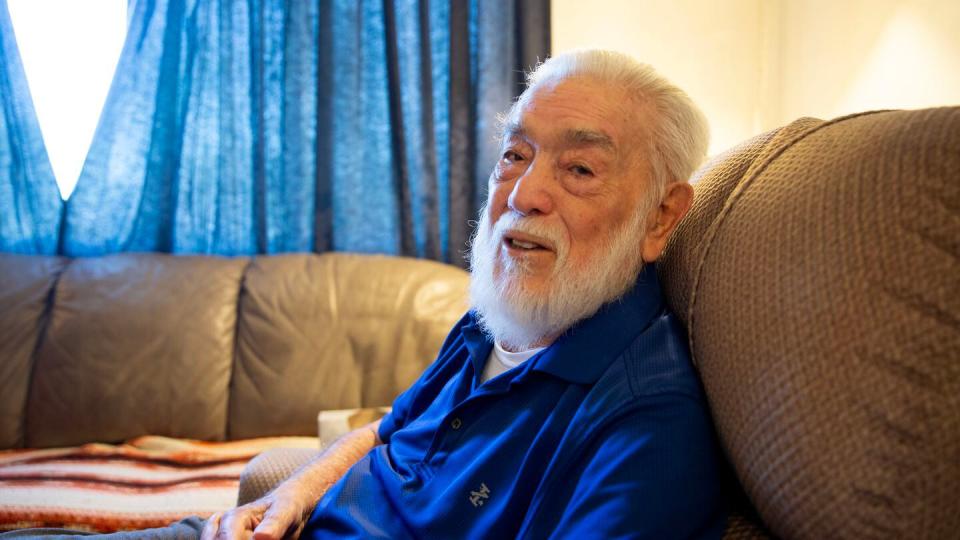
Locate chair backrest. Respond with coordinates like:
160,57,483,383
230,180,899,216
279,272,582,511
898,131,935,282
659,108,960,539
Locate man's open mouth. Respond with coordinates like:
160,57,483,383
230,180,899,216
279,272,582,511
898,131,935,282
502,232,551,252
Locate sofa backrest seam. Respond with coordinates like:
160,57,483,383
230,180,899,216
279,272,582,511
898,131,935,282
224,256,254,441
21,257,72,448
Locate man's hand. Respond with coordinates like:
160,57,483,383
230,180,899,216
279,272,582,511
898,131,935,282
201,419,383,540
201,484,313,540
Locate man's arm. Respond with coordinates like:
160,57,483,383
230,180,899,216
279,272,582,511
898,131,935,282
201,419,382,540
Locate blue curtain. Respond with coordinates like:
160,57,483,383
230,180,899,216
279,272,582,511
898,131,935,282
0,0,62,255
59,0,549,264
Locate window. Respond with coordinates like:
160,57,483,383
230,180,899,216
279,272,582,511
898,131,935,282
8,0,127,200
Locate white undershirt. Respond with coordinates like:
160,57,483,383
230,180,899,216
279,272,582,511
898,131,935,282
480,341,545,383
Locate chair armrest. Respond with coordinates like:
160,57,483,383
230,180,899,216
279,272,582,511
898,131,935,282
237,447,318,506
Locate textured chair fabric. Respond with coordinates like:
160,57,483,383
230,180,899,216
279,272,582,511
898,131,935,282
660,107,960,539
237,447,317,506
660,116,824,326
661,119,825,540
721,514,774,540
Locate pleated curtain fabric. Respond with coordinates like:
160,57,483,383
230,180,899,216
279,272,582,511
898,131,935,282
47,0,549,264
0,0,62,255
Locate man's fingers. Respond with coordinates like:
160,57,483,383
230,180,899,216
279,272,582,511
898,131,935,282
252,507,295,540
200,512,222,540
218,507,258,539
201,497,302,540
199,502,270,540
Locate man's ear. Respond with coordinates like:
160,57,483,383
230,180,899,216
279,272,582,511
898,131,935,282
641,181,694,262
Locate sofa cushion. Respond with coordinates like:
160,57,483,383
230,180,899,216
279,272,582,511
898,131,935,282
0,255,66,449
25,254,248,447
228,253,469,439
666,108,960,538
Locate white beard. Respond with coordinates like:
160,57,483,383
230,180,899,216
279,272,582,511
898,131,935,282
468,205,650,351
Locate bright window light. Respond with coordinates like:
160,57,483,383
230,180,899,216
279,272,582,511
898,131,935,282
8,0,127,200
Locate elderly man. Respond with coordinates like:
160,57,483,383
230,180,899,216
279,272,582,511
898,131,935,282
204,49,726,539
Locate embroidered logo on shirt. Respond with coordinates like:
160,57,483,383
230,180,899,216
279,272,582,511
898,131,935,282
469,483,491,507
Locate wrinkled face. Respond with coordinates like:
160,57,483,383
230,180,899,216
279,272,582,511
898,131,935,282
469,76,657,350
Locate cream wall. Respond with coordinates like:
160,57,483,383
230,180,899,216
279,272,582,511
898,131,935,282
552,0,960,156
551,0,773,155
779,0,960,122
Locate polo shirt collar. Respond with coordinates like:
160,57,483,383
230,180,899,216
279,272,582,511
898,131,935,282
462,264,664,385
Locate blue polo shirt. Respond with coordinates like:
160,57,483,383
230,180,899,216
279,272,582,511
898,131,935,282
302,265,727,539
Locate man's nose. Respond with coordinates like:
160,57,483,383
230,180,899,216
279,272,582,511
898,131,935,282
507,159,554,216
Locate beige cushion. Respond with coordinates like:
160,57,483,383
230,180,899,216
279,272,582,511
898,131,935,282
0,255,66,448
228,253,469,439
237,447,317,506
25,253,247,447
662,108,960,539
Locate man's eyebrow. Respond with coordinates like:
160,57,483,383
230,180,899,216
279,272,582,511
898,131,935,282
562,129,616,152
499,122,617,154
500,119,524,141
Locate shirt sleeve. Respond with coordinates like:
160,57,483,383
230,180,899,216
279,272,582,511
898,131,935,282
531,392,728,540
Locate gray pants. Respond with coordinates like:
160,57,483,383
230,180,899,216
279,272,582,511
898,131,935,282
0,517,204,540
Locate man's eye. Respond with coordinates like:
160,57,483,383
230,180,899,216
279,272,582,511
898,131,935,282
502,150,525,163
570,164,594,177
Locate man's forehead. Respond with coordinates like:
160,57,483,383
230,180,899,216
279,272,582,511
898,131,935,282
501,79,645,154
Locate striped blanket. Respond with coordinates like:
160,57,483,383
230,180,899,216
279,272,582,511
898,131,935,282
0,436,318,533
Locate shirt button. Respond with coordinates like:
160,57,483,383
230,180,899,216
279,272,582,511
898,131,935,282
450,417,462,430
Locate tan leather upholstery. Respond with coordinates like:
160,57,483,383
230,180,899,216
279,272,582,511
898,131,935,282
25,254,248,447
660,107,960,539
228,253,469,439
0,255,66,448
0,252,469,450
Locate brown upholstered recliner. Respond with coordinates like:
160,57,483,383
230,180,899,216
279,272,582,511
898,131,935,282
660,108,960,538
238,107,960,539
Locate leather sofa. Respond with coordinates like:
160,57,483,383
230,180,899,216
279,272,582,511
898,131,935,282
1,107,958,538
0,253,469,450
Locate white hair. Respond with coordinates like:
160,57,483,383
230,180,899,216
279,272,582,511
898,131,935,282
508,49,710,205
468,50,709,349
